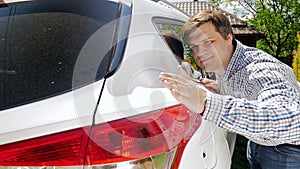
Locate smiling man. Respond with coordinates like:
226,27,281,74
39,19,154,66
159,10,300,169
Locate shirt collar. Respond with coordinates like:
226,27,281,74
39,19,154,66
219,40,245,81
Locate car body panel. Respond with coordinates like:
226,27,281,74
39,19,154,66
0,80,103,145
94,0,186,121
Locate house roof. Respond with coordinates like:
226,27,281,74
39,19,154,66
173,1,264,36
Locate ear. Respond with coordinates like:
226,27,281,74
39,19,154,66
226,33,233,45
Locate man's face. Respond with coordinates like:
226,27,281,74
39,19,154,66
187,22,232,75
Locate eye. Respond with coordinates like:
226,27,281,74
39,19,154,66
204,39,212,45
190,45,198,52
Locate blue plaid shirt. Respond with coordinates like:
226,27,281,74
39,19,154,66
202,40,300,146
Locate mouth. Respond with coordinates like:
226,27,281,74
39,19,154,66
200,56,212,64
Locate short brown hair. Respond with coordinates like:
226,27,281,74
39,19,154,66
182,10,233,44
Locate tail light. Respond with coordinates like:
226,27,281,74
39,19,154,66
0,104,201,168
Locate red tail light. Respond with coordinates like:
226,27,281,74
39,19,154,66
0,127,90,166
0,104,202,168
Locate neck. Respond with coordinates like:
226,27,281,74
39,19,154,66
215,41,235,76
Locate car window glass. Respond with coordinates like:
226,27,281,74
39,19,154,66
0,0,122,110
152,18,188,61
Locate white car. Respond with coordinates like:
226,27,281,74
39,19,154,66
0,0,235,168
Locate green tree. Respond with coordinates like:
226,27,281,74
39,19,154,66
210,0,300,67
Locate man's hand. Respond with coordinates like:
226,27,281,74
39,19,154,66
158,66,207,114
200,78,220,93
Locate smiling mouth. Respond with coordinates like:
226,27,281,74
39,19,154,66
200,56,212,63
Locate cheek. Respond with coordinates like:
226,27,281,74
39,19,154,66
207,45,221,58
211,43,225,54
192,52,199,61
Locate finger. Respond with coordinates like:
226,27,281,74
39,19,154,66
177,65,190,79
170,87,184,102
159,72,175,78
160,77,183,94
200,78,211,84
200,78,214,87
161,80,183,103
160,79,173,90
160,78,181,92
159,75,177,84
160,72,186,86
159,72,178,83
158,73,173,83
199,78,219,93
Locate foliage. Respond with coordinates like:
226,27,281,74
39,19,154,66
209,0,300,67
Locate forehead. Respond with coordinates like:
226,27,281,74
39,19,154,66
187,22,217,43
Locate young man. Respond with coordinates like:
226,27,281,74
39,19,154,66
159,10,300,168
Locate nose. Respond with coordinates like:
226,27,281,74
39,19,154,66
192,47,205,59
192,52,201,62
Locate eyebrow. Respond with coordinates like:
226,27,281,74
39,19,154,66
189,37,213,47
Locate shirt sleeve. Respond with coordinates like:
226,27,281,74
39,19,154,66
202,61,300,146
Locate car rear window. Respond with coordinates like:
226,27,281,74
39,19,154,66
0,0,128,110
